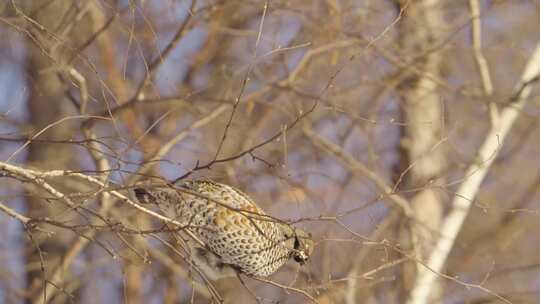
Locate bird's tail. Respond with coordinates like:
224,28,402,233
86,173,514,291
134,188,157,204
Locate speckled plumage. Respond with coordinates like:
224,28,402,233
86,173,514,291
134,180,313,277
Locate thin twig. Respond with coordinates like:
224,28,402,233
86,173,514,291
211,1,269,162
303,127,412,217
0,199,30,223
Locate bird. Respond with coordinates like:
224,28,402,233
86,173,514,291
134,179,313,278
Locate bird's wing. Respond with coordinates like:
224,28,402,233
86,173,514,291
181,180,266,214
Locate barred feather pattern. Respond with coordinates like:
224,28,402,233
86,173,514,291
134,180,312,277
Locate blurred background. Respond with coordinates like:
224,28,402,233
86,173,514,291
0,1,539,303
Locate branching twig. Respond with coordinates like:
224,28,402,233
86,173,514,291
469,0,498,124
303,127,413,217
175,101,318,182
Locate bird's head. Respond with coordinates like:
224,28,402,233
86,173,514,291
281,225,314,265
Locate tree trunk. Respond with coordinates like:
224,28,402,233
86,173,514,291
21,1,92,302
394,0,447,302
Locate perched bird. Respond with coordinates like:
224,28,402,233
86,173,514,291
134,179,313,278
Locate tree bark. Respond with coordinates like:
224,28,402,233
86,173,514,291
394,0,446,302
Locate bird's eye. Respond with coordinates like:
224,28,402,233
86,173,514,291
293,236,309,264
